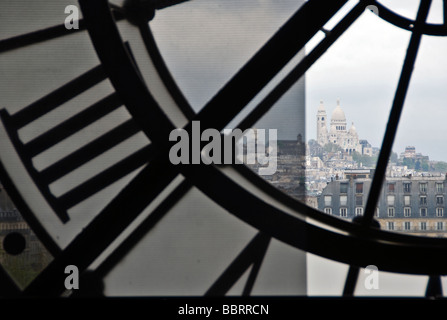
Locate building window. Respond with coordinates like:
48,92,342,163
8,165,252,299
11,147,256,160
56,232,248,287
404,221,411,231
437,196,444,205
387,222,394,230
324,207,332,215
324,195,332,206
437,222,444,231
437,183,444,193
404,207,411,217
388,183,395,193
340,208,347,217
356,196,363,206
340,183,348,194
420,222,427,231
420,208,427,217
403,183,411,193
404,195,411,206
387,195,395,206
436,207,444,217
387,207,395,217
420,196,427,206
356,183,363,194
340,195,347,206
355,207,363,216
420,183,427,193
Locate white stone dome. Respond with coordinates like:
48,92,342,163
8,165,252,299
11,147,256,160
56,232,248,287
331,103,346,122
349,122,357,134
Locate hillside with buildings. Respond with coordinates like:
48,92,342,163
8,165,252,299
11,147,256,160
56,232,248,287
248,100,447,238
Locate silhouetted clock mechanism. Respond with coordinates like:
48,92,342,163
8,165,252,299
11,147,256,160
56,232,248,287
0,0,446,298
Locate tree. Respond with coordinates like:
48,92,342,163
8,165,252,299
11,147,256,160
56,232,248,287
352,151,377,167
390,151,398,163
415,160,421,171
308,139,319,147
323,142,343,153
307,139,324,158
434,161,447,173
402,157,414,169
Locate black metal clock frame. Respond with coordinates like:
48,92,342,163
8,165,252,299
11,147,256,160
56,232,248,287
0,0,446,298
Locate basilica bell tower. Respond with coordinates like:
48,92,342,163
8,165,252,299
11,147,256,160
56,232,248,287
316,101,328,146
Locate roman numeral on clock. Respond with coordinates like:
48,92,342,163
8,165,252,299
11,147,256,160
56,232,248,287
0,64,151,223
0,9,124,54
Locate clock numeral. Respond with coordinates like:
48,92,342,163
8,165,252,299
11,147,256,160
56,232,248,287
57,145,152,211
9,65,106,129
0,21,86,54
24,93,122,157
0,10,124,54
39,119,140,184
0,65,152,223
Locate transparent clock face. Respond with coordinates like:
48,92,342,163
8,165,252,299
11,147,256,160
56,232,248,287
1,0,447,298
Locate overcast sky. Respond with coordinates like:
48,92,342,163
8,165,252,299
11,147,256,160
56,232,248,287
306,0,447,161
151,0,447,161
150,0,306,141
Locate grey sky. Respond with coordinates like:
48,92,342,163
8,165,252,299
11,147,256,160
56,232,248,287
152,0,447,161
306,0,447,161
2,0,446,158
150,0,304,110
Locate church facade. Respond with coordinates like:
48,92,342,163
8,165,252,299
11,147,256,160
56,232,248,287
316,100,364,155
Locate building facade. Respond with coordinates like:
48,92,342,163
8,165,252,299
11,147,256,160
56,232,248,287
316,100,365,155
317,173,447,237
400,146,429,161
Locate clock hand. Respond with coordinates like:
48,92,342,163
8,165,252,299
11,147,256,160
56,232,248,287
23,157,178,296
188,0,349,133
0,10,124,53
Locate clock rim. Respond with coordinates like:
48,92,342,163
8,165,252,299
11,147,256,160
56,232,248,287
0,0,447,289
